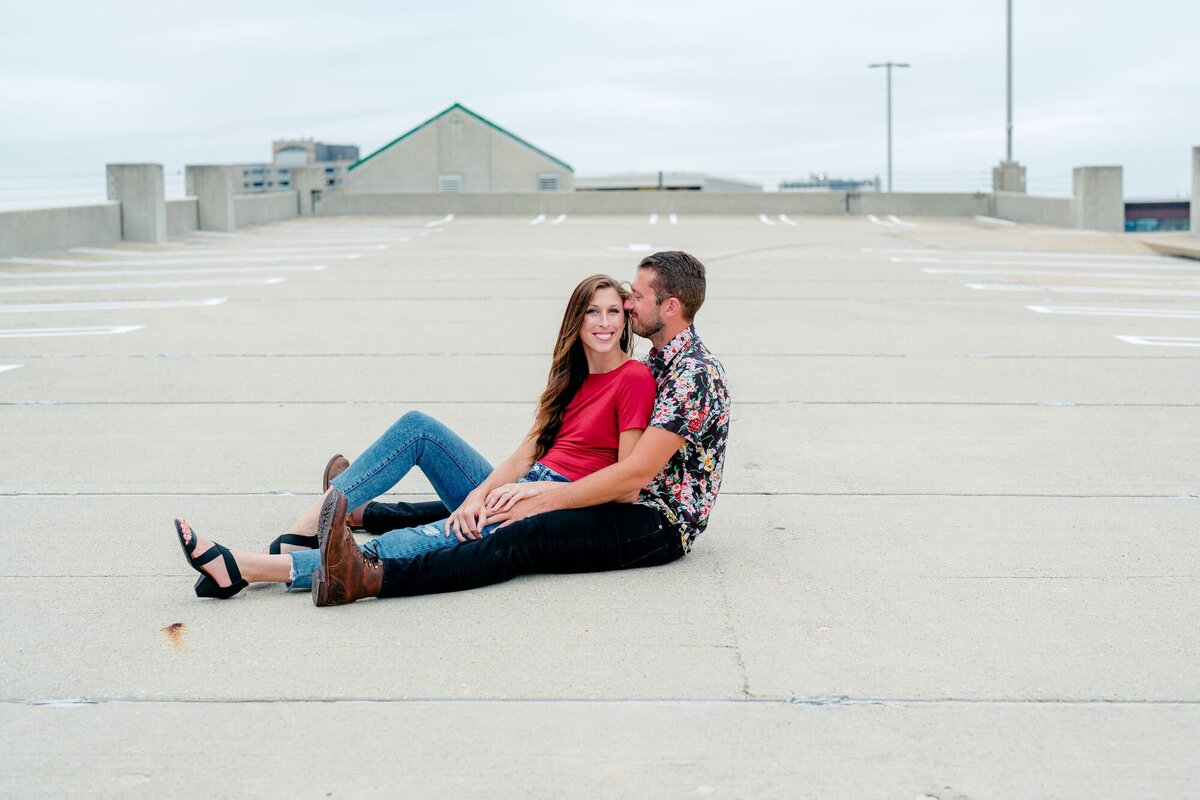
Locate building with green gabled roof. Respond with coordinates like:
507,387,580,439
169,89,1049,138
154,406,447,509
343,103,574,194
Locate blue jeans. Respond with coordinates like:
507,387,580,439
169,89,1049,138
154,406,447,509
287,411,568,589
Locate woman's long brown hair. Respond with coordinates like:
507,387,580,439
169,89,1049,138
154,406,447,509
530,275,634,461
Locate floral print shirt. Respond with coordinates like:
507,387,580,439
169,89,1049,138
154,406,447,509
638,325,730,552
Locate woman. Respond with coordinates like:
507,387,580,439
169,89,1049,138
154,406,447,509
175,274,657,599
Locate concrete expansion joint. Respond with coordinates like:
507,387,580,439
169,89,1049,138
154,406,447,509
15,696,1200,708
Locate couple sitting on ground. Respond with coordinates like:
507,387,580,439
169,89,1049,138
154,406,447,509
174,250,730,606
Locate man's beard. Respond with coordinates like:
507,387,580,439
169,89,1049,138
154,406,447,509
632,317,663,340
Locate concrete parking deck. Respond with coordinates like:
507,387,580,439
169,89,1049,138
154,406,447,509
1,214,1198,797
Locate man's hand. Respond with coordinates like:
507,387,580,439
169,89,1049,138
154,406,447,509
488,491,558,529
484,481,557,514
446,493,489,542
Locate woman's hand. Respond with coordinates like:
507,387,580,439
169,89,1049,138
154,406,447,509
484,481,557,514
446,492,490,542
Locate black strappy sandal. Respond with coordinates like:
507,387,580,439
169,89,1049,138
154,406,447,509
267,532,318,555
174,519,248,599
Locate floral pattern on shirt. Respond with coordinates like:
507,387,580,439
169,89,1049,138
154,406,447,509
637,325,730,552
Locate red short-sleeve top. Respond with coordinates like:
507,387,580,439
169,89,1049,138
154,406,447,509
538,359,656,481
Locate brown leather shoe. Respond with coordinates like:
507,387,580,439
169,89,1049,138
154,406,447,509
312,488,383,607
322,454,350,492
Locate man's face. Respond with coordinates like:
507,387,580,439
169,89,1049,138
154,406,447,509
626,268,664,340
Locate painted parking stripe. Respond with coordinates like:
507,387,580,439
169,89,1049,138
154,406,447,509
867,215,895,227
669,214,678,225
550,214,567,225
0,364,23,374
966,282,1200,298
887,214,917,227
0,298,226,314
758,214,776,226
1027,305,1200,319
1115,335,1200,348
924,267,1200,281
778,214,797,226
0,325,144,339
529,214,546,226
974,215,1018,226
0,265,326,280
424,214,455,228
866,247,1176,262
0,277,286,294
648,214,658,225
894,256,1190,271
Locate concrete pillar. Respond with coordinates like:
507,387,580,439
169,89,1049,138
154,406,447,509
106,163,166,243
291,166,326,217
992,160,1026,193
1073,166,1124,232
185,165,236,232
1191,146,1199,236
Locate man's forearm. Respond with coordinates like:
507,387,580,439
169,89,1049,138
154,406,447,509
539,460,646,512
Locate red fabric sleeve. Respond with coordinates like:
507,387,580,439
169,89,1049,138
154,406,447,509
615,362,657,432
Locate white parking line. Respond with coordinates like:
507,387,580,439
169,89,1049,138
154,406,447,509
924,268,1200,281
867,215,895,227
758,214,776,226
0,265,326,280
894,256,1189,271
1027,305,1200,319
974,215,1018,226
668,214,678,225
0,364,23,374
648,214,658,225
550,214,567,225
0,298,226,314
529,214,546,226
0,325,145,339
0,277,287,294
887,214,917,227
2,253,361,267
966,282,1200,298
778,214,797,226
424,215,455,228
1115,335,1200,348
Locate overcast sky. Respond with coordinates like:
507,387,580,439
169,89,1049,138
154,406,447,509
2,0,1197,197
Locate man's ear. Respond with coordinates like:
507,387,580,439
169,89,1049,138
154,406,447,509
663,296,682,318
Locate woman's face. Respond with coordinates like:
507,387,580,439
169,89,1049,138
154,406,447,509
578,286,626,355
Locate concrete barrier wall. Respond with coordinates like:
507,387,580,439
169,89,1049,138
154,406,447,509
234,192,298,227
166,198,199,236
0,203,122,257
324,191,850,217
321,191,1008,218
991,192,1074,227
855,192,991,217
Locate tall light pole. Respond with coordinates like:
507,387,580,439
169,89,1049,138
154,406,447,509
1006,0,1013,162
868,61,910,192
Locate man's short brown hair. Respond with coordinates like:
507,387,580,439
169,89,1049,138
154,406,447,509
637,251,707,321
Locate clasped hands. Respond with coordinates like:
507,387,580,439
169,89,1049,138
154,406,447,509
445,481,560,541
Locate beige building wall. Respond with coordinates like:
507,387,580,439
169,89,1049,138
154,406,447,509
343,106,572,193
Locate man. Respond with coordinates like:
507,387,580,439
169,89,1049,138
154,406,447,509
311,250,730,605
